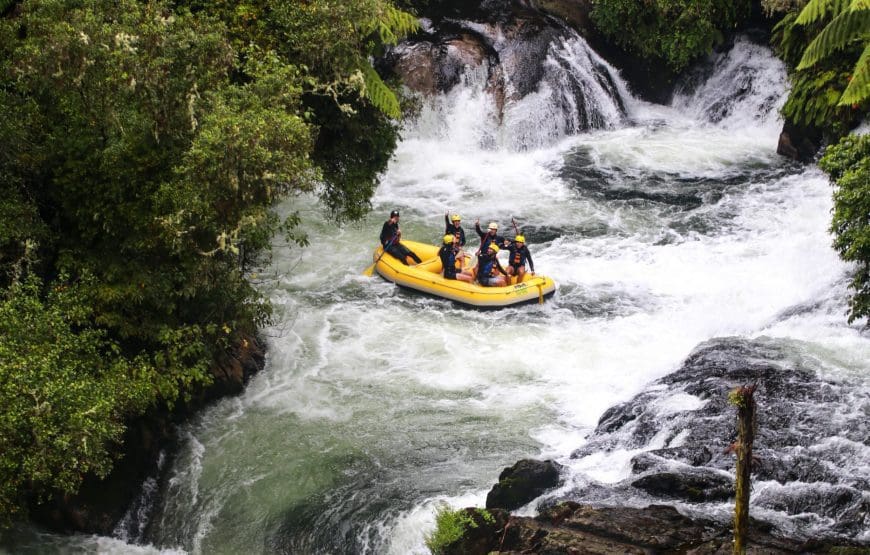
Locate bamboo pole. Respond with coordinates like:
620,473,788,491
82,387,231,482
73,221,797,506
728,384,757,555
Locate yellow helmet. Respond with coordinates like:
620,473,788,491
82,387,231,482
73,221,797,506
451,214,461,222
488,222,498,231
488,243,500,253
515,235,525,243
443,234,455,244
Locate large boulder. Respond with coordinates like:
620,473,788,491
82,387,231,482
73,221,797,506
631,469,735,502
777,120,822,162
485,458,564,510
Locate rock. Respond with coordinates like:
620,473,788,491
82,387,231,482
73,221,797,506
383,0,629,138
438,508,508,555
530,0,593,34
776,120,822,162
443,502,851,553
631,470,734,502
485,459,564,510
566,338,870,542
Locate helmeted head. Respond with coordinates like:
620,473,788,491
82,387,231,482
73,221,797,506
488,243,500,253
443,234,455,245
390,209,400,219
487,222,498,233
451,214,461,223
515,235,525,244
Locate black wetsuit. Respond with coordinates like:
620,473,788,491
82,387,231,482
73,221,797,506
474,223,507,254
476,251,506,286
444,215,466,246
505,242,534,273
438,244,459,279
380,220,422,265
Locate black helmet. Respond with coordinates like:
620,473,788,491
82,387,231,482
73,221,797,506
390,210,400,218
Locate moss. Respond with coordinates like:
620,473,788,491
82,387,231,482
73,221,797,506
425,505,478,554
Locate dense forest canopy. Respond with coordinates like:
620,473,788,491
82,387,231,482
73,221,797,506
0,0,415,523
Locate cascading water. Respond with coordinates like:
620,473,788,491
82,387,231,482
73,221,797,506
5,28,868,555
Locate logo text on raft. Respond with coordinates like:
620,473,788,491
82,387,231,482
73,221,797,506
514,283,528,290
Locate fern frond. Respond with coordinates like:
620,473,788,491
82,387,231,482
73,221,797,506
362,64,401,119
797,8,870,68
795,0,851,25
839,43,870,104
359,5,419,46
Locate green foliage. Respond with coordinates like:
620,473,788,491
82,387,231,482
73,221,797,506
0,0,411,523
761,0,809,16
0,275,154,524
773,9,864,135
781,66,856,129
792,0,870,106
819,133,870,324
425,505,480,554
590,0,750,72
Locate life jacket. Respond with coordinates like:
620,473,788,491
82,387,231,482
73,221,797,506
439,245,457,278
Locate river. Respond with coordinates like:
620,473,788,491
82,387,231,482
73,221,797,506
5,34,869,555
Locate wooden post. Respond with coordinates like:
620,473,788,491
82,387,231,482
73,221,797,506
728,384,757,555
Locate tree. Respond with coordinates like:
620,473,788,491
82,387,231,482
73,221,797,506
0,275,154,523
590,0,751,72
0,0,417,523
794,0,870,107
819,133,870,324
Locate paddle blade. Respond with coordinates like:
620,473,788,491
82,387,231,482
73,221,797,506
362,262,376,277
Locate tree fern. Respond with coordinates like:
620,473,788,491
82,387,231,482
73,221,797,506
841,43,870,104
359,5,419,47
795,0,870,106
356,4,418,119
797,8,870,68
795,0,852,25
362,64,401,119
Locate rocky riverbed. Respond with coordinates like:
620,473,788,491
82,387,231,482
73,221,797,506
444,338,870,553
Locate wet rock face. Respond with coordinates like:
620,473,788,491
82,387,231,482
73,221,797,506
450,502,836,554
485,459,564,510
382,0,627,140
631,469,734,502
569,338,870,541
385,7,561,100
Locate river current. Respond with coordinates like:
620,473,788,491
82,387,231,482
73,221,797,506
5,36,869,555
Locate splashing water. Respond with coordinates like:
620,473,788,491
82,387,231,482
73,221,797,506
6,32,868,555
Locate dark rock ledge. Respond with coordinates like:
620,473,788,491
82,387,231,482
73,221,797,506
437,502,860,554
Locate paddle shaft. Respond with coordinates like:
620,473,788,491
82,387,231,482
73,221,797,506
363,238,395,277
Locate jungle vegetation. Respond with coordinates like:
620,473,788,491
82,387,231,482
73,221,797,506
0,0,415,523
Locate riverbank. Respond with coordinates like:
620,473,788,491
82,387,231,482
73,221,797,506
432,502,865,554
27,334,266,536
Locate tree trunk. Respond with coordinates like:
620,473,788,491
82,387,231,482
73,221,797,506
732,385,757,555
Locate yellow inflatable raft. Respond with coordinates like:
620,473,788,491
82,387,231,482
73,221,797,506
372,240,556,307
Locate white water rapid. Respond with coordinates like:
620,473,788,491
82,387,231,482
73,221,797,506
6,35,868,555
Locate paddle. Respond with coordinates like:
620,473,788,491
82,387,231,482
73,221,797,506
363,238,394,277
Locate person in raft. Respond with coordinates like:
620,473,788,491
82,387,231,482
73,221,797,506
439,234,473,282
504,234,535,283
445,212,466,246
474,219,508,254
380,209,422,265
475,243,508,287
